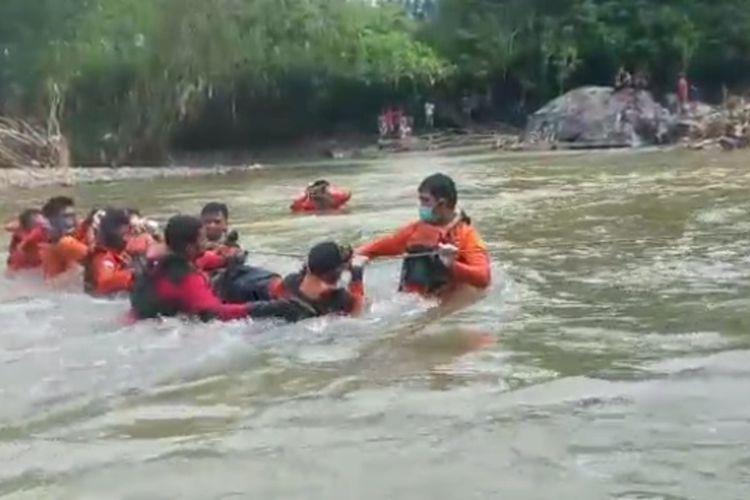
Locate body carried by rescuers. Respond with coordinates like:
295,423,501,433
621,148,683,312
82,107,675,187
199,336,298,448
84,209,139,297
129,215,367,323
356,173,491,300
291,180,351,213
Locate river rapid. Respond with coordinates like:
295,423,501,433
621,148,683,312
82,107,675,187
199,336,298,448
1,148,749,499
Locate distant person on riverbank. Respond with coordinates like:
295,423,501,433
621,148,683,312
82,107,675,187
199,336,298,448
614,66,632,91
399,115,413,139
291,180,351,213
634,69,649,90
356,173,491,301
393,107,404,136
678,72,690,114
378,111,389,139
424,101,435,129
461,96,472,124
385,107,397,136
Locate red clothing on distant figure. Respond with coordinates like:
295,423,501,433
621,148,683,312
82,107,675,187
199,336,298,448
7,226,46,271
290,189,351,213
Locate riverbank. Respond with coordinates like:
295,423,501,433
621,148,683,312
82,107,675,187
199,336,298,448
0,164,264,191
0,120,690,192
0,127,516,190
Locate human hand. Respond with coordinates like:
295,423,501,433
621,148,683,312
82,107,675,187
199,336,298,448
351,254,370,269
91,210,106,231
225,251,248,268
437,243,458,268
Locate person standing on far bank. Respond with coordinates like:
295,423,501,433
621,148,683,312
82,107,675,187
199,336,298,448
424,101,435,129
678,72,690,115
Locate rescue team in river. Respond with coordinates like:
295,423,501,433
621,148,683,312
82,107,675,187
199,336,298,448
4,174,491,324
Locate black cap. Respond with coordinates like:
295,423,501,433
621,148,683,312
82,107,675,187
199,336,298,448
307,242,352,277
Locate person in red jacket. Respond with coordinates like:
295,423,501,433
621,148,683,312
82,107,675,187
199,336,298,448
6,208,46,273
84,209,137,297
290,180,351,213
356,173,491,300
129,215,356,323
130,215,252,321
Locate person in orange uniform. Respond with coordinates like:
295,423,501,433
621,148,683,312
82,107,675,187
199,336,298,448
266,241,366,317
290,180,351,213
6,208,46,273
84,209,137,297
356,173,491,299
39,196,91,284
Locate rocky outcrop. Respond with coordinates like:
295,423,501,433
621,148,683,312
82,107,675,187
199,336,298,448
677,96,750,151
524,86,674,147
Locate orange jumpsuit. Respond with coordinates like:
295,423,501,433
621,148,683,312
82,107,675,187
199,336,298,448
85,247,135,296
290,189,351,213
6,226,46,272
357,219,491,295
126,233,158,257
40,235,90,280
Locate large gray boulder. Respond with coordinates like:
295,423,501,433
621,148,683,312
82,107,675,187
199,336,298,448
524,86,674,147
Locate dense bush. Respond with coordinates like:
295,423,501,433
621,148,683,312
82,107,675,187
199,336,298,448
2,0,749,163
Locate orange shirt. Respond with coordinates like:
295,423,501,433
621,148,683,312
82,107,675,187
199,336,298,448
291,189,351,213
85,248,134,296
40,235,89,279
126,233,157,257
357,220,491,290
269,273,365,316
7,227,46,271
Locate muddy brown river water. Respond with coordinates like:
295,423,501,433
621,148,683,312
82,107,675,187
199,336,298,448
1,148,749,499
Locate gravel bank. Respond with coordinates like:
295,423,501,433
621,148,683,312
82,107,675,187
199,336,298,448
0,164,263,191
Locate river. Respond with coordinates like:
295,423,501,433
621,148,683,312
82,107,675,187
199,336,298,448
1,148,749,499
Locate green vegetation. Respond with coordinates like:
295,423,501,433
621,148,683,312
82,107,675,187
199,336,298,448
2,0,750,163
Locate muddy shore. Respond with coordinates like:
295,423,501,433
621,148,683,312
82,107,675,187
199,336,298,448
0,164,264,191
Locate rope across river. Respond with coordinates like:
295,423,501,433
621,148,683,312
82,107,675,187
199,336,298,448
241,230,749,263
